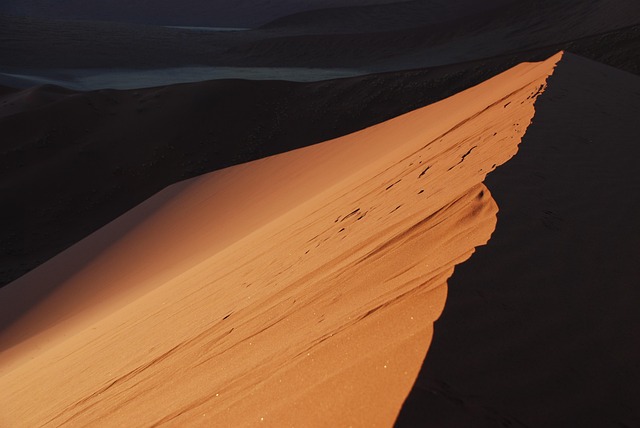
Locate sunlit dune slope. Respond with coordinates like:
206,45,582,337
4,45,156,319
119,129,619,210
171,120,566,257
0,53,560,427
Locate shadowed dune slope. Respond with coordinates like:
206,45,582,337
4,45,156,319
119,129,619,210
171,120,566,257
0,54,560,426
397,53,640,427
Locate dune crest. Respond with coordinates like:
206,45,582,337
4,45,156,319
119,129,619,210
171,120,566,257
0,53,561,426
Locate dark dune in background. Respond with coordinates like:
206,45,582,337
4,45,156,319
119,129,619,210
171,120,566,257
0,85,17,97
397,53,640,428
1,0,639,74
0,0,408,28
259,0,513,34
243,0,640,71
0,15,236,69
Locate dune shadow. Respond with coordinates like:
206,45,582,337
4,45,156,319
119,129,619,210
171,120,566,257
395,54,640,426
0,181,187,354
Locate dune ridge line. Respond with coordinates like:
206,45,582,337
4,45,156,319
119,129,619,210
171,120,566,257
0,52,562,427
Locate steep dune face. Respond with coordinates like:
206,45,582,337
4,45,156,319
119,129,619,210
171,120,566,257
397,53,640,427
0,54,560,426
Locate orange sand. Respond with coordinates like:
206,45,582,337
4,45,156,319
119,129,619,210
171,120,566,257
0,53,561,427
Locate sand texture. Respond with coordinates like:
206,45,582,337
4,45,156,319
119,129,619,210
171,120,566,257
0,54,560,426
397,52,640,427
0,62,552,289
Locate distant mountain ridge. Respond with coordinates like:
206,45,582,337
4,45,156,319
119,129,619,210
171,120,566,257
259,0,513,33
0,0,409,28
2,0,638,74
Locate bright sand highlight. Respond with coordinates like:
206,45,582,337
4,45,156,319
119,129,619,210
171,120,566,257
0,53,561,427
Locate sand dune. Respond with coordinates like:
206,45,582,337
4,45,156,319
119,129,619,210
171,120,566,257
2,24,639,289
2,0,637,294
0,54,560,426
397,52,640,427
0,58,551,289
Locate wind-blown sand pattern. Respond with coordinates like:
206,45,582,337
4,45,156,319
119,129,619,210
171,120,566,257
0,53,560,427
398,52,640,427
